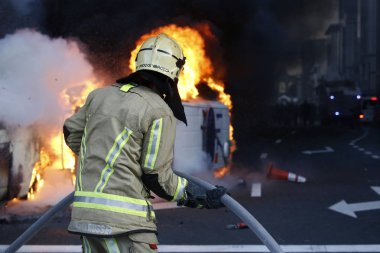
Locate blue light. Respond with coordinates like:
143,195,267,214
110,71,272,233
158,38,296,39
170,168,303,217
335,111,340,116
330,95,335,100
356,95,361,99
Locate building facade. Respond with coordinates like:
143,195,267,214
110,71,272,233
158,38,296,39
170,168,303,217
324,0,380,96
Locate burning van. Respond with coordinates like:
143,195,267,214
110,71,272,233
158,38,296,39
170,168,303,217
173,101,231,173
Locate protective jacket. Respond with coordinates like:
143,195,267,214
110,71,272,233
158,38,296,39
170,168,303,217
64,83,188,236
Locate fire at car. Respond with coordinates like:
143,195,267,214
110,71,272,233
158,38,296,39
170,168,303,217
0,24,234,202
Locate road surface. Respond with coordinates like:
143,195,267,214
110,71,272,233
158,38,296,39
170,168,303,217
1,125,380,252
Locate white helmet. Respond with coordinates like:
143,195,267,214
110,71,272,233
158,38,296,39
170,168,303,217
135,33,186,81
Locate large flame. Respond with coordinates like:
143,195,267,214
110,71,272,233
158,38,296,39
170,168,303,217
27,148,49,200
28,80,98,199
29,24,234,199
129,24,232,109
130,24,234,177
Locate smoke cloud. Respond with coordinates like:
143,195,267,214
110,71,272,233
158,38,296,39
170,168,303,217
0,29,94,126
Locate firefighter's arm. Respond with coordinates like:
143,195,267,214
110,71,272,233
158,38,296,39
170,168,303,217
140,114,226,208
141,114,188,202
63,92,93,156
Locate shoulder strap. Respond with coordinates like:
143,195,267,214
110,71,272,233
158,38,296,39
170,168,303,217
118,83,138,93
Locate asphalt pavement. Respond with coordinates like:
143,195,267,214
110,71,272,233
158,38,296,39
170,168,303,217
1,124,380,252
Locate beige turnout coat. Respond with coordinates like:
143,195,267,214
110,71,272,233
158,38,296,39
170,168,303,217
64,83,187,236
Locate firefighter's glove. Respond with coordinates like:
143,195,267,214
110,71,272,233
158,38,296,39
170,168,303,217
177,181,226,209
205,185,227,209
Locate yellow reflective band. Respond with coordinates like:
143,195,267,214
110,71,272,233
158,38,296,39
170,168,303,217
144,118,163,169
95,128,132,192
120,84,135,92
172,177,188,201
144,121,157,168
73,191,155,218
110,132,130,167
99,134,131,192
76,191,147,205
82,236,91,253
151,118,163,169
78,126,87,191
104,238,120,253
105,128,128,164
73,202,147,217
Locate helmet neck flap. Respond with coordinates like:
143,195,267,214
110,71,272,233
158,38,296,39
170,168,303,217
116,70,187,125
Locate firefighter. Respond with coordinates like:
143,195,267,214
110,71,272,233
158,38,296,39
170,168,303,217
63,33,226,253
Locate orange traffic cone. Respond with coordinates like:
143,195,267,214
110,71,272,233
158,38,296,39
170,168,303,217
266,163,306,183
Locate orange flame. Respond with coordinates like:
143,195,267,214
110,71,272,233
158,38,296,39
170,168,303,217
130,24,214,100
130,25,233,125
28,148,49,199
28,80,98,198
130,24,234,178
129,24,232,107
61,80,98,112
28,24,235,197
53,80,98,170
213,167,230,178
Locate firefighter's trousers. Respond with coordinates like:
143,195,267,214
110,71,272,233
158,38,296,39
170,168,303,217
81,232,158,253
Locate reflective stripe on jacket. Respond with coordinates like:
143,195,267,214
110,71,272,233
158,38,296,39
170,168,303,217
64,83,187,236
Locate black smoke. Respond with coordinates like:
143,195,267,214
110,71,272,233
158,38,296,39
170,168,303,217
0,0,337,145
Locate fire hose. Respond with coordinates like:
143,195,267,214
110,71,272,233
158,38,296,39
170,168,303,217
174,170,284,253
4,192,75,253
5,172,284,253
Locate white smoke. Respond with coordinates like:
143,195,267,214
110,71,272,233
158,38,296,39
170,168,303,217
0,29,94,127
173,148,211,175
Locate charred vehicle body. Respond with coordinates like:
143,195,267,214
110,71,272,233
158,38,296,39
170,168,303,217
0,124,40,201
